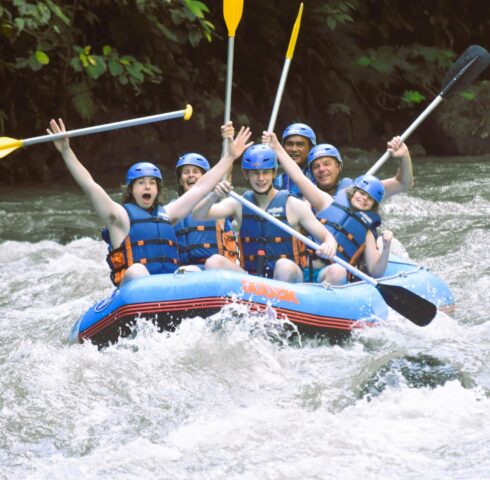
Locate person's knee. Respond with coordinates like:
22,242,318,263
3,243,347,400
274,258,303,283
121,263,150,286
205,254,228,270
318,264,346,285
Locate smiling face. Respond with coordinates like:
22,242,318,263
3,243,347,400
310,156,342,193
244,169,276,196
178,165,205,193
283,135,311,168
131,176,160,209
350,188,376,211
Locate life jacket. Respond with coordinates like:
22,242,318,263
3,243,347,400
334,177,354,196
173,214,238,265
103,203,180,286
292,177,355,282
315,188,381,266
273,167,316,198
238,190,308,277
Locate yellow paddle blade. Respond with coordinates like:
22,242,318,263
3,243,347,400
223,0,244,37
286,3,304,60
183,104,193,121
0,137,23,159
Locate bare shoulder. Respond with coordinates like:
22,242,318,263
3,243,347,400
285,195,310,225
286,195,310,212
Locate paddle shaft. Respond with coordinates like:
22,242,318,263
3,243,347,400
222,0,244,155
228,191,377,286
268,59,292,132
267,3,303,133
224,37,235,125
366,55,479,176
222,37,235,156
23,108,191,147
366,96,443,176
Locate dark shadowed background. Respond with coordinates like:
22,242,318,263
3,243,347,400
0,0,489,186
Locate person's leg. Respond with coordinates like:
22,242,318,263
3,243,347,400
274,258,303,283
317,264,347,285
120,263,150,286
205,254,245,272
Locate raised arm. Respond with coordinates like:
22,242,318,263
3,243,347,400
381,136,414,201
363,230,393,277
167,126,252,222
287,197,337,259
221,121,235,183
262,131,332,212
48,119,127,230
192,181,241,223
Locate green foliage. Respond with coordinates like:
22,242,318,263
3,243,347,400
401,90,426,105
314,1,354,30
351,45,457,112
0,0,487,168
440,81,490,141
34,49,49,65
68,82,94,120
68,44,161,91
460,91,477,101
0,0,215,124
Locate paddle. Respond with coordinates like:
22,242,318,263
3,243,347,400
222,0,244,155
0,105,193,160
267,3,304,132
366,45,490,176
228,190,437,327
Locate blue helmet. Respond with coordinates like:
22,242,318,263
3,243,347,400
175,153,210,175
307,144,343,168
282,123,317,146
126,162,163,186
353,175,385,204
242,145,278,170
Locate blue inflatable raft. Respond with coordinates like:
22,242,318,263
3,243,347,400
71,255,454,347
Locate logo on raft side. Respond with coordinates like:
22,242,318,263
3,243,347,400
94,289,118,312
241,279,299,304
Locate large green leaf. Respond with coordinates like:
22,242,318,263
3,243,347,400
184,0,209,19
34,50,49,65
108,58,123,76
68,82,95,120
85,56,106,79
46,0,70,25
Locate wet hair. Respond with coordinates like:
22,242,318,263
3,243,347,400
346,186,380,213
122,178,165,208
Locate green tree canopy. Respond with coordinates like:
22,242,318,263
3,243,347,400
0,0,488,184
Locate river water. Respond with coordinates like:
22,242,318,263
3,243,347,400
0,155,489,479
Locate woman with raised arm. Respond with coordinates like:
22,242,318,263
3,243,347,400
173,123,239,268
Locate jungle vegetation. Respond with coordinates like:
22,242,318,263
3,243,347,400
0,0,488,184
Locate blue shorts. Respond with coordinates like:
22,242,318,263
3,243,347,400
302,267,323,283
303,266,348,285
